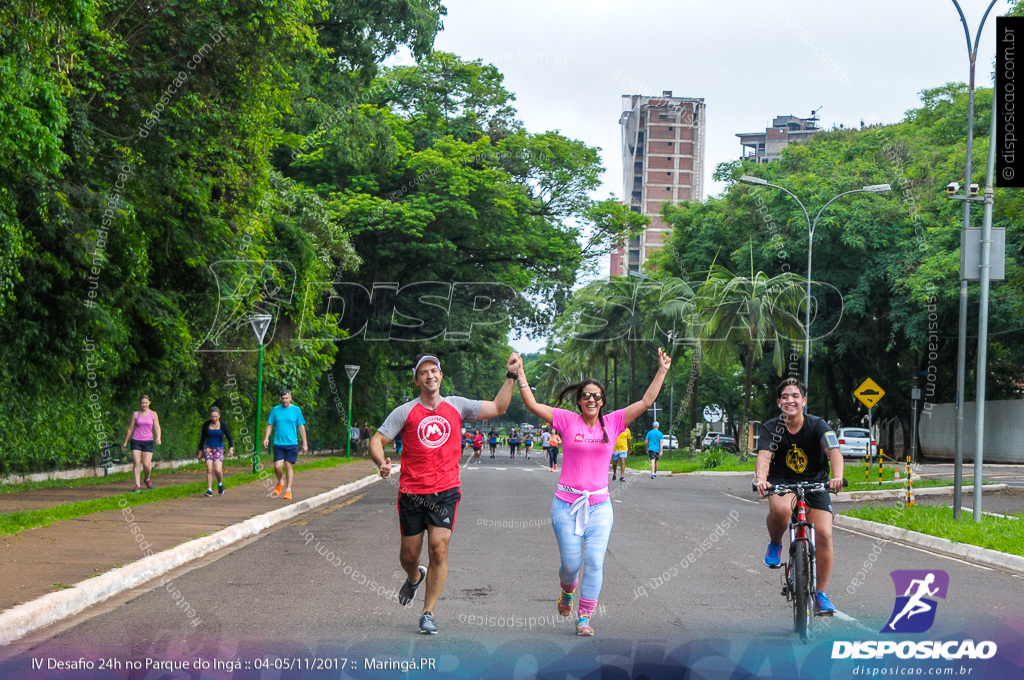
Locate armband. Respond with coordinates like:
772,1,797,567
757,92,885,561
824,431,840,449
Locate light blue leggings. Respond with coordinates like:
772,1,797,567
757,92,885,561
550,496,614,600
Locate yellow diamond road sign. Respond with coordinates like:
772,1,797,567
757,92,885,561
854,378,885,409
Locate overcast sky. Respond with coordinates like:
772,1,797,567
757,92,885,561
389,0,1008,353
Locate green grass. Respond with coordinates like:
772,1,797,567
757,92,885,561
0,457,359,536
843,504,1024,557
847,466,996,489
624,453,756,473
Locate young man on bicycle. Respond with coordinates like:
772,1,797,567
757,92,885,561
754,378,844,614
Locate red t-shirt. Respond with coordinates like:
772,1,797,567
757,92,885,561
472,434,484,448
378,396,481,494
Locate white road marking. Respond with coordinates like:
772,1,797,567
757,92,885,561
722,492,759,504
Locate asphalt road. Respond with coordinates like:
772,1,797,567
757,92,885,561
3,451,1023,678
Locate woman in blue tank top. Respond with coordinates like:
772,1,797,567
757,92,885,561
197,406,234,497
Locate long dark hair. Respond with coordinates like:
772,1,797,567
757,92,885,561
555,379,609,443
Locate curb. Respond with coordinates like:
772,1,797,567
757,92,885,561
0,468,392,646
687,471,752,476
833,514,1024,576
834,483,1008,503
1,458,199,485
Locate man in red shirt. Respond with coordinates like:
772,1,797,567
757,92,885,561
369,352,520,634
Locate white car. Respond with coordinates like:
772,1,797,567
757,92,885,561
837,427,876,458
664,435,679,450
701,431,725,449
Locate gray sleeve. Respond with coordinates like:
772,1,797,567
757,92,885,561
445,396,482,422
378,401,417,441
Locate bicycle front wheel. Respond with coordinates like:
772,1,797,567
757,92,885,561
792,541,812,640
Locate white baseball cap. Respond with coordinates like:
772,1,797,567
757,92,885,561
412,355,441,376
652,421,660,428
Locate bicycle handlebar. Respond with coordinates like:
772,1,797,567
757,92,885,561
751,478,849,496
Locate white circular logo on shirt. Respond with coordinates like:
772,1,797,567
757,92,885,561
417,415,451,448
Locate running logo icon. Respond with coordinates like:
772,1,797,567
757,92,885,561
417,415,451,448
882,570,949,633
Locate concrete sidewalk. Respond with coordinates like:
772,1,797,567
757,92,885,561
0,459,377,613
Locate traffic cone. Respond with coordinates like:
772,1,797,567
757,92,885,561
893,466,901,482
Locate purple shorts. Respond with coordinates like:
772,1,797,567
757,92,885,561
202,446,224,462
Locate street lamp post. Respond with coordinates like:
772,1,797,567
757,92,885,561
344,365,360,458
248,314,273,474
948,0,998,521
739,176,891,395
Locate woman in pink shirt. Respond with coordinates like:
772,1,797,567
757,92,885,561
514,347,671,636
121,395,162,492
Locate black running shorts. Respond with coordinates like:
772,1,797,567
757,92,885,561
398,487,461,536
768,477,834,515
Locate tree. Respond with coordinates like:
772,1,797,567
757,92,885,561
695,265,805,455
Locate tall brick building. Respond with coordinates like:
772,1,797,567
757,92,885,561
610,91,706,277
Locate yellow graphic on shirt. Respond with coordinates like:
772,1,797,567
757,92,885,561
786,445,808,474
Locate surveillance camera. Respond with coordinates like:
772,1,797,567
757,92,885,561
968,183,980,196
946,182,961,195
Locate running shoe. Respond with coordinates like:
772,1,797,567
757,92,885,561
815,591,837,614
612,474,617,480
283,489,292,500
205,489,213,497
621,477,626,482
145,479,153,490
557,587,575,617
399,566,427,606
272,483,283,497
764,541,783,569
575,615,594,636
218,483,225,495
132,485,141,493
651,474,656,479
419,612,438,635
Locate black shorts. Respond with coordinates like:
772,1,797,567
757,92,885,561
130,439,155,453
398,487,461,536
648,450,662,460
768,477,834,515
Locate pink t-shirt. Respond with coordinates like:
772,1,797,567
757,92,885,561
553,408,626,506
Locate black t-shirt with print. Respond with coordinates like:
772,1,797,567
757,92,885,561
757,414,836,482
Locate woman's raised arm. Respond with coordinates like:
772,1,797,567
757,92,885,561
515,358,554,424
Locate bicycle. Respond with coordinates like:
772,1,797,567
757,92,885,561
752,478,848,640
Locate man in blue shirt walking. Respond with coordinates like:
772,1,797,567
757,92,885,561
645,421,664,479
263,390,308,500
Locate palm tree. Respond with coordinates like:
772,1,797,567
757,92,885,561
696,265,805,456
548,277,697,422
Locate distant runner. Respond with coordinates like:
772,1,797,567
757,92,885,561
611,427,631,482
369,353,519,635
263,389,308,501
122,395,162,492
645,422,664,479
196,406,233,497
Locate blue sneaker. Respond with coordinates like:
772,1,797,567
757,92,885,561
764,542,783,569
815,590,837,614
419,612,438,634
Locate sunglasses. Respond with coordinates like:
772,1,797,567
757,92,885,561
580,391,604,402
